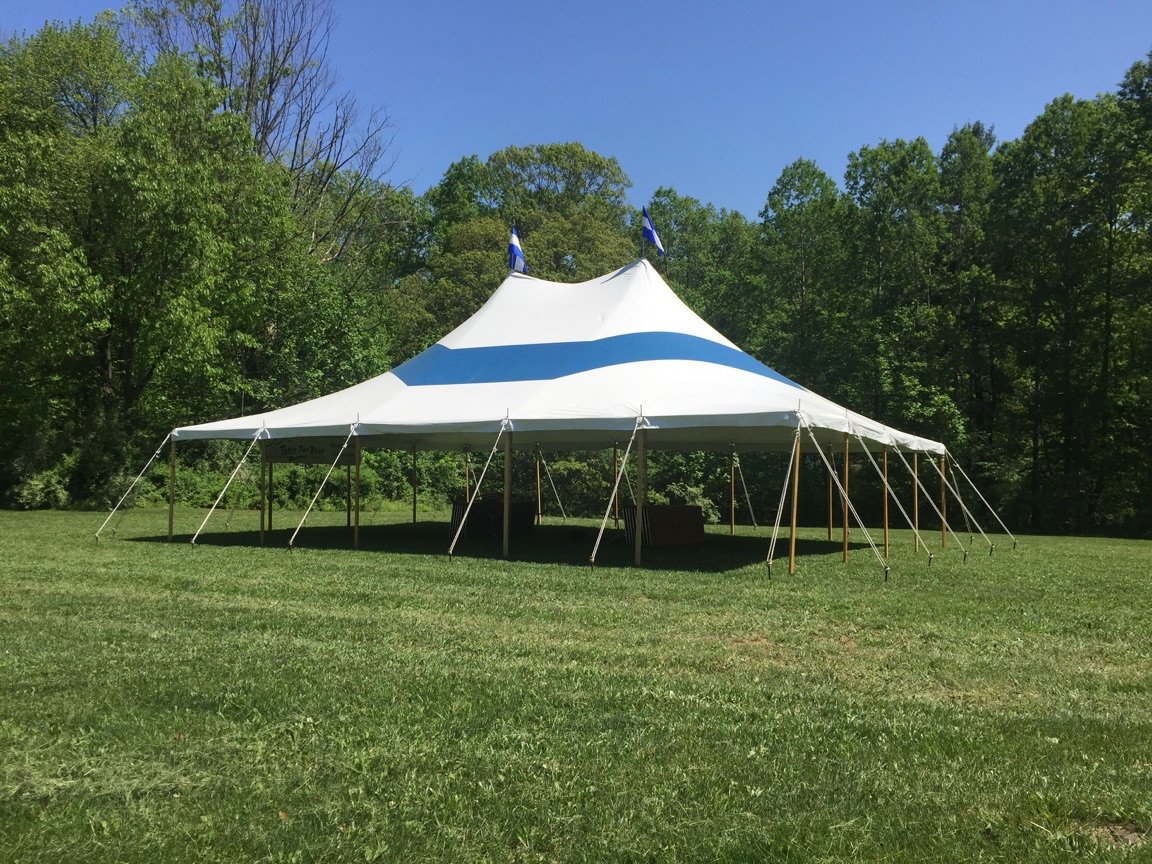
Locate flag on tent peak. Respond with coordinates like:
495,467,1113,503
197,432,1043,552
641,208,665,258
508,226,528,273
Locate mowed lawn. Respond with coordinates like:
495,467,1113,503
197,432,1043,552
1,508,1150,862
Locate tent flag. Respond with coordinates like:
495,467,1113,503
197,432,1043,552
508,225,528,273
641,208,665,258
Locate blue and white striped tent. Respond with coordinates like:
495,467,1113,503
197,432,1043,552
173,260,944,456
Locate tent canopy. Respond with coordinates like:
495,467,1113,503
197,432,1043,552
173,260,944,455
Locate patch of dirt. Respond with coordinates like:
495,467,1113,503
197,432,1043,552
728,634,796,667
1083,821,1149,848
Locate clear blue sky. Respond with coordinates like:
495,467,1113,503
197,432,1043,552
5,1,1150,218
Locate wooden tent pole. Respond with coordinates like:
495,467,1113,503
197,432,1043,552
613,445,620,528
167,437,176,542
345,465,351,528
259,441,267,546
913,453,920,552
634,429,647,566
535,444,542,525
883,450,890,561
268,461,274,533
788,434,801,575
730,451,736,535
502,431,512,559
353,437,361,550
842,434,850,564
940,453,948,549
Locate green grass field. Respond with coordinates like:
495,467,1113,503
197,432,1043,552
1,508,1150,862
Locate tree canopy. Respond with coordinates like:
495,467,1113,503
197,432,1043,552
1,12,1149,535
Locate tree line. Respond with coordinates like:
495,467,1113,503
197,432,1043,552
2,2,1149,536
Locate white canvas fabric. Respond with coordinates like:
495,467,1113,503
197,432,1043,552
173,260,945,455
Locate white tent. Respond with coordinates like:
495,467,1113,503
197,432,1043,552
148,259,1008,567
173,260,944,455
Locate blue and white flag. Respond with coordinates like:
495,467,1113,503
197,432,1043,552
508,225,528,273
641,208,665,258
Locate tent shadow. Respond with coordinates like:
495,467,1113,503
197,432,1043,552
132,521,872,573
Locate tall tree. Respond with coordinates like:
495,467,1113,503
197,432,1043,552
757,159,853,391
844,137,959,440
128,0,393,260
990,94,1142,531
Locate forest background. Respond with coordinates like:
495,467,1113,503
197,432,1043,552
2,1,1150,537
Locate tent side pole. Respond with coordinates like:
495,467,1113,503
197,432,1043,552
634,429,647,566
502,431,512,559
613,445,620,529
940,453,948,549
346,465,351,529
259,441,267,546
730,451,736,535
788,432,801,575
535,444,542,525
842,434,850,563
411,446,417,524
168,437,176,542
883,450,890,560
913,453,920,552
354,437,361,550
268,461,273,533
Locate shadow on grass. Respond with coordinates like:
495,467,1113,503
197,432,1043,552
133,519,872,573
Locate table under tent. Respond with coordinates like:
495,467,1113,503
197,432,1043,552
108,260,1013,571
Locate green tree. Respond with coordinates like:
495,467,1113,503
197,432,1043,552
756,159,853,391
844,137,959,441
990,93,1143,531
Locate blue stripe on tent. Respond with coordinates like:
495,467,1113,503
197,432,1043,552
390,331,806,389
